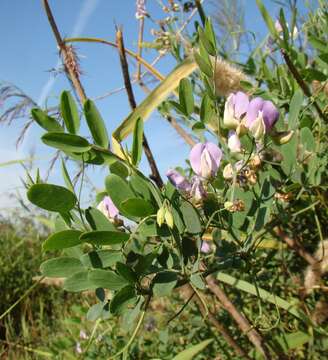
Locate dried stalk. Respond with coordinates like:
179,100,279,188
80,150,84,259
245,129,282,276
42,0,87,103
206,275,272,360
136,16,145,81
116,28,163,188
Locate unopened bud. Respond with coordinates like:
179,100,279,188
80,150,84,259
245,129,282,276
157,207,166,227
164,210,174,229
271,130,294,145
249,112,265,140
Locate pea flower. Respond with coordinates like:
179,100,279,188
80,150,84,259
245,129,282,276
97,196,119,219
166,169,191,191
223,91,249,132
189,142,222,179
228,131,241,153
201,241,211,253
245,97,279,139
189,176,207,201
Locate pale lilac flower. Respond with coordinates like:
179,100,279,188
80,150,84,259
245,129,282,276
79,330,88,340
201,241,211,253
245,97,279,138
75,342,83,354
223,91,249,130
136,0,147,19
228,131,241,153
97,196,119,219
190,176,207,201
189,142,222,179
166,169,191,191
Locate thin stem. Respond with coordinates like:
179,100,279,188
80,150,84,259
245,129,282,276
136,17,145,81
116,27,163,188
42,0,87,103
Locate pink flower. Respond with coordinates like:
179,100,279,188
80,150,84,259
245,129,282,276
97,196,119,219
166,169,191,191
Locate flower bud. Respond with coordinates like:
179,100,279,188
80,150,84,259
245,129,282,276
156,207,166,227
190,176,207,201
201,241,211,253
166,169,191,191
223,92,249,130
249,111,266,140
223,164,234,180
97,196,119,220
164,209,174,229
271,130,294,145
228,131,241,153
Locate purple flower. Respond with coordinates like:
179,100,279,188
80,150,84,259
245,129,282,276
245,97,279,135
189,142,222,179
190,176,207,201
97,196,119,219
223,91,249,130
136,0,147,19
228,131,241,153
201,241,211,253
166,169,191,191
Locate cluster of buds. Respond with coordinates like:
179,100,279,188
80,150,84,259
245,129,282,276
224,200,245,212
167,142,222,201
136,0,147,19
274,191,293,203
157,200,174,229
163,1,180,12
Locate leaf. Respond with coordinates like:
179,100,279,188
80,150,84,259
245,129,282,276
120,198,155,217
116,262,138,283
40,257,84,277
110,161,129,179
180,200,202,234
85,207,116,231
60,90,80,134
300,127,315,152
80,230,129,246
88,269,128,290
31,108,63,132
179,78,194,116
131,117,144,166
172,339,213,360
129,174,153,201
288,89,303,130
61,159,74,192
138,218,170,237
42,230,83,251
256,0,278,39
110,286,136,315
200,94,214,124
64,271,95,292
87,303,105,321
152,271,177,297
83,99,109,148
27,183,77,212
198,26,216,56
105,174,136,217
275,331,311,352
42,132,91,153
112,57,197,153
216,272,308,322
194,51,212,77
204,18,217,52
80,250,123,269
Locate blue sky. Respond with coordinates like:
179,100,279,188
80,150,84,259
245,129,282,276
0,0,311,209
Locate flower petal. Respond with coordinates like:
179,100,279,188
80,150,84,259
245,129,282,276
262,100,279,131
245,97,264,127
189,143,205,176
234,91,249,118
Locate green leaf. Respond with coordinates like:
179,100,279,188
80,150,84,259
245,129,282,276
288,89,304,130
138,218,170,237
255,0,278,39
179,78,194,116
200,94,214,124
27,183,77,212
110,286,136,315
300,127,315,152
80,250,123,269
87,303,105,321
88,269,128,290
31,108,63,132
152,271,177,297
80,230,129,246
40,257,84,277
190,274,206,290
61,159,74,192
275,331,311,352
172,339,213,360
85,207,116,231
83,99,109,148
180,200,202,234
105,174,136,217
42,132,91,153
216,272,308,322
42,230,83,251
132,117,144,166
198,26,216,56
110,161,129,179
129,174,153,201
116,262,138,283
204,18,217,52
60,90,80,134
194,51,212,77
120,198,155,217
64,271,95,292
112,57,197,146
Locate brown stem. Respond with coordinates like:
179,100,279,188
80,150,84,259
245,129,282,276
42,0,87,103
274,227,317,265
182,285,250,359
206,275,272,360
116,28,163,188
280,49,327,122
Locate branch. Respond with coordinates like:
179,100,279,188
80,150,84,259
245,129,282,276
206,275,273,360
280,49,327,122
42,0,87,103
116,28,163,188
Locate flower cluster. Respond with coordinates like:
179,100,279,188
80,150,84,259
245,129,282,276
224,91,279,151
